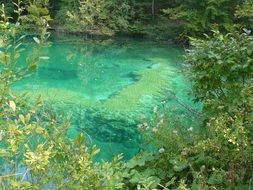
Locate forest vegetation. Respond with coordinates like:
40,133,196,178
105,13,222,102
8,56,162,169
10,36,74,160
0,0,252,189
1,0,252,39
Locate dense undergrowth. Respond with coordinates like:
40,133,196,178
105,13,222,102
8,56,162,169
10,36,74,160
0,0,253,190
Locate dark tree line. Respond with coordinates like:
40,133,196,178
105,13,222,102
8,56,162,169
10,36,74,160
1,0,252,39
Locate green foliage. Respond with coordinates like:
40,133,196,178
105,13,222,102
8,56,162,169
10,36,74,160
163,0,252,40
1,1,253,190
0,0,14,16
0,1,36,88
20,0,52,35
50,0,77,26
164,0,232,36
50,0,176,39
123,108,253,189
8,0,247,40
125,0,177,40
235,1,253,27
186,30,253,124
0,3,125,189
64,0,132,36
121,30,253,189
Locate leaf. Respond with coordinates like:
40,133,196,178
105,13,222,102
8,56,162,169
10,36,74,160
127,153,154,168
29,64,37,71
169,159,188,172
208,170,225,185
19,114,25,124
243,28,251,35
165,177,176,187
39,56,50,60
18,35,26,41
14,43,22,50
26,113,31,122
35,127,44,134
9,101,16,112
33,37,40,44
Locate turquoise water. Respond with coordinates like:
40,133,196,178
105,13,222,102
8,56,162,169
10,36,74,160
14,35,194,160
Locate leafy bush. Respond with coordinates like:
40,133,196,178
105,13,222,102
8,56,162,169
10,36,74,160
163,0,253,40
65,0,132,36
20,0,52,34
0,2,125,189
186,30,253,125
1,1,253,190
122,30,253,189
163,0,237,38
235,1,253,28
123,104,253,189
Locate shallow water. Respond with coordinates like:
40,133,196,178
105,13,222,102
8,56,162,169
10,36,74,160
14,35,195,160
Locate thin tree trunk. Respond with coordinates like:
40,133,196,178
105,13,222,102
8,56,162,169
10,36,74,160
152,0,155,19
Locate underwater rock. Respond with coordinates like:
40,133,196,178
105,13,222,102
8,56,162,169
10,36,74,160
72,107,141,144
142,58,157,69
123,71,141,82
146,63,155,69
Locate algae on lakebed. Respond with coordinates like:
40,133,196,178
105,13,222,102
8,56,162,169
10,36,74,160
13,36,192,159
102,58,176,112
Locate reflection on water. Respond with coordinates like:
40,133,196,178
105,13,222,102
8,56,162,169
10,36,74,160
14,35,193,160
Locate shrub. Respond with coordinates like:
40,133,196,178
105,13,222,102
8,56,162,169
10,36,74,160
186,30,253,126
122,30,253,189
0,2,125,189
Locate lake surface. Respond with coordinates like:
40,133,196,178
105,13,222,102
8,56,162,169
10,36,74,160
14,35,194,160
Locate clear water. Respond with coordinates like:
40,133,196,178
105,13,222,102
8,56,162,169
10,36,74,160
14,35,194,160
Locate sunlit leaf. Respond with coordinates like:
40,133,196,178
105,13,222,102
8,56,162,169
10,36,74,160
9,101,16,112
40,56,50,60
33,37,40,44
19,114,25,124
